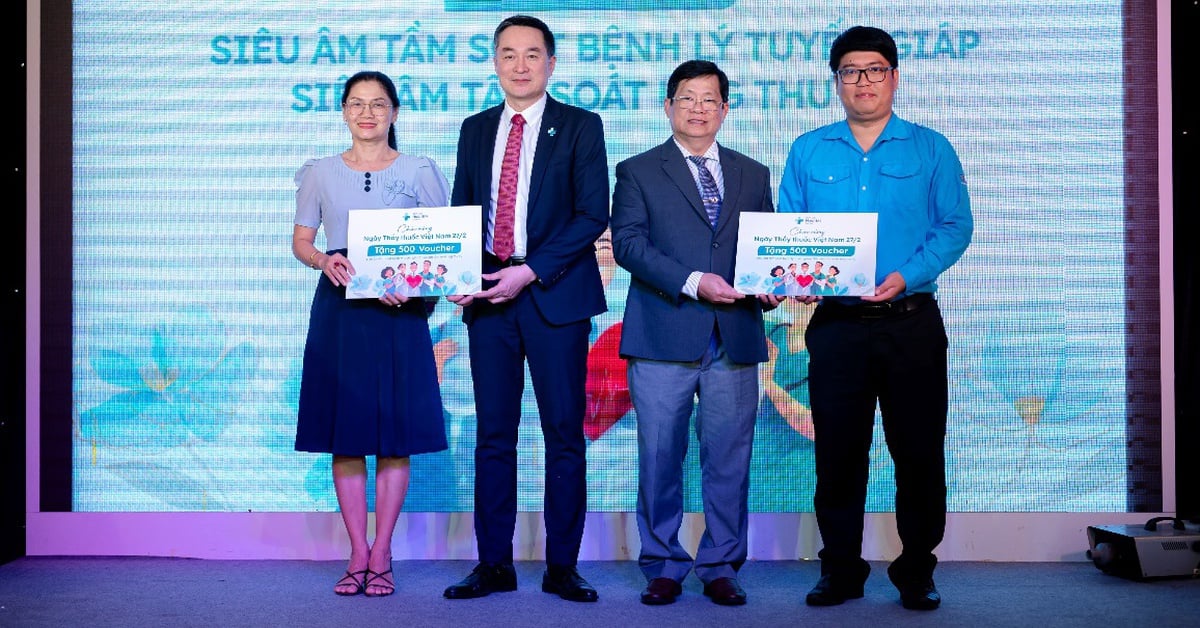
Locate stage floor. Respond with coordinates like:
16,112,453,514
1,557,1196,627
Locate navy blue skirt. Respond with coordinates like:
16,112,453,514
295,257,448,457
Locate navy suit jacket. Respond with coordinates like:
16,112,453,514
611,139,773,364
451,96,609,326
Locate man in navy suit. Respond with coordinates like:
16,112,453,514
443,15,609,603
611,59,781,607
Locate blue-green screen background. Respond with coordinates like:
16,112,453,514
66,1,1150,513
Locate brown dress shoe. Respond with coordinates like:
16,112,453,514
702,576,747,606
640,577,682,605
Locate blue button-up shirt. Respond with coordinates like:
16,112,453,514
777,114,973,297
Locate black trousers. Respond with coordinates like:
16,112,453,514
465,290,591,567
805,295,948,580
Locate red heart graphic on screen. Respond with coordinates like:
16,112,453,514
584,322,630,441
797,275,813,287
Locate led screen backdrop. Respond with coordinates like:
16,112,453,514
50,0,1160,513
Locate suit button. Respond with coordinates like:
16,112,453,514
712,242,720,248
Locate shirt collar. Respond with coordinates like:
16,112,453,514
827,113,911,145
672,138,720,164
504,94,547,130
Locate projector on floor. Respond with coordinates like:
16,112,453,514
1086,517,1200,580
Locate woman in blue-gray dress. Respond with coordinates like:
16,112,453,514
291,70,449,598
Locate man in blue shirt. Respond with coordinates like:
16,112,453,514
778,25,973,612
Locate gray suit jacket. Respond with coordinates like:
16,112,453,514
611,139,772,364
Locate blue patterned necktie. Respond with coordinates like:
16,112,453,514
687,155,722,227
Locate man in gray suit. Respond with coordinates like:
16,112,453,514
610,59,781,607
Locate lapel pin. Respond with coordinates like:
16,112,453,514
547,127,557,137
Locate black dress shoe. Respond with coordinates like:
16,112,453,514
541,566,598,602
702,576,747,606
895,579,940,610
640,577,682,605
443,562,517,599
805,574,865,606
886,563,940,610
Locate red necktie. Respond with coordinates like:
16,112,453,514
493,113,525,261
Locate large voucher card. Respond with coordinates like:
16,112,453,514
734,212,878,297
345,205,482,299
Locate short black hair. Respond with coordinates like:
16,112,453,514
666,59,729,101
494,14,556,58
828,26,898,73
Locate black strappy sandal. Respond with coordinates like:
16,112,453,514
334,569,368,596
364,567,394,597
